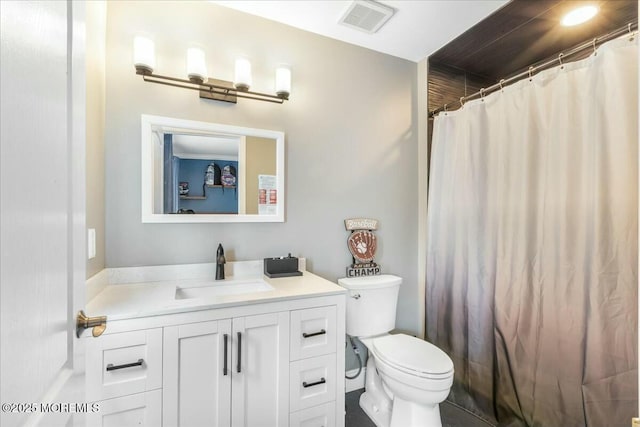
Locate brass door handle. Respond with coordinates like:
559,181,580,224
76,310,107,338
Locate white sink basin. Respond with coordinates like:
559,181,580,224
175,279,274,300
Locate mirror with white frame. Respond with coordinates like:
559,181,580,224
141,115,285,223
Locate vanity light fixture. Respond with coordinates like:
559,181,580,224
234,56,252,92
133,36,291,104
561,5,599,27
186,47,208,83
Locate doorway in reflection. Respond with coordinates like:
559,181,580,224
160,133,275,215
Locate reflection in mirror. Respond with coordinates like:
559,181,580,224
142,115,284,223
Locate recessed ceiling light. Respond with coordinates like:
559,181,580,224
561,5,599,27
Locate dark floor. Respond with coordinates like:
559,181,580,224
345,389,495,427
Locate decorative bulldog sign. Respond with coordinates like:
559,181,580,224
345,218,381,277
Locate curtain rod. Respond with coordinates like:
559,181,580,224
429,21,638,118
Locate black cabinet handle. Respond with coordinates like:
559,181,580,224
237,331,242,373
302,329,326,338
223,334,228,376
106,359,144,371
302,377,326,388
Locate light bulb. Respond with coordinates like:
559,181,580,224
186,47,207,83
275,66,291,98
133,36,155,74
234,57,252,91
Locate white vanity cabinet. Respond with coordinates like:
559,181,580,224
289,306,339,427
84,288,345,427
85,329,163,427
163,312,289,427
231,312,290,427
162,319,232,427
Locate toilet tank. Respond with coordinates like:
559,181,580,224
338,275,402,337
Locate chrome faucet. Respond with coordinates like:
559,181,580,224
216,243,226,280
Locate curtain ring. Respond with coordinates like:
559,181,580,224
443,103,448,112
499,79,505,91
558,52,564,69
592,38,598,55
528,66,535,81
459,96,465,107
480,88,485,101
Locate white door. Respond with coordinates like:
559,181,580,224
0,1,87,427
163,319,232,427
232,312,289,427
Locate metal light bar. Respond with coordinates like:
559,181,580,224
136,68,289,105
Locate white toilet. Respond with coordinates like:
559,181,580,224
338,275,454,427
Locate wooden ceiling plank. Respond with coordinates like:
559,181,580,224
429,0,637,80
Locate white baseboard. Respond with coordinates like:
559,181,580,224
345,367,366,393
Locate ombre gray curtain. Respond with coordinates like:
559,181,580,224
426,36,638,427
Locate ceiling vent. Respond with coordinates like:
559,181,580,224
339,0,396,34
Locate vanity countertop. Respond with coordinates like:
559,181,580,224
86,262,346,321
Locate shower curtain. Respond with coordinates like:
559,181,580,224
426,35,638,427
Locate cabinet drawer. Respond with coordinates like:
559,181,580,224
290,306,336,361
87,329,162,401
290,354,337,412
290,402,336,427
86,389,162,427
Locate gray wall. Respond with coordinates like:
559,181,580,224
86,0,106,278
104,2,420,335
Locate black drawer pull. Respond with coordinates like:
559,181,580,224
302,377,326,388
223,334,228,376
106,359,144,371
302,329,326,338
237,332,242,373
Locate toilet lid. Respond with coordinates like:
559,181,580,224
372,334,454,378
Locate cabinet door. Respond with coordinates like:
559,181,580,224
231,312,289,427
163,319,232,427
290,306,337,360
290,402,336,427
86,390,161,427
86,328,163,402
290,354,337,412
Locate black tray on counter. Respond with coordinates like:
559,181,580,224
264,271,303,278
264,255,302,278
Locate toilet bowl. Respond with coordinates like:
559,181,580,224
338,275,454,427
371,334,454,426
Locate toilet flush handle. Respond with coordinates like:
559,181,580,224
350,292,361,299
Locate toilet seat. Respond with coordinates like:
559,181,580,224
372,334,454,380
